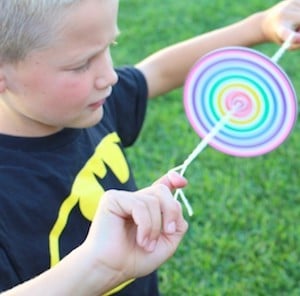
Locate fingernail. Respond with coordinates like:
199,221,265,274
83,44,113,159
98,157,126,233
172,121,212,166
147,240,157,252
142,237,149,248
167,222,176,234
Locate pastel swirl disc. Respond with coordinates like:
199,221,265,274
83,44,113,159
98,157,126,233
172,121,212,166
184,47,298,157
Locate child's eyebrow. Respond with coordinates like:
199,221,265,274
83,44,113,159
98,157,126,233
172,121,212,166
67,31,121,66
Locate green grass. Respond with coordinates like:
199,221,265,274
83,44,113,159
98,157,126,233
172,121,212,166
112,1,300,295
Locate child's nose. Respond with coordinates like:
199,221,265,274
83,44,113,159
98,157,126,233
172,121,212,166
95,67,118,90
94,50,118,90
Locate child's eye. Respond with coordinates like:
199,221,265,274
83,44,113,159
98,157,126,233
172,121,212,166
73,61,91,72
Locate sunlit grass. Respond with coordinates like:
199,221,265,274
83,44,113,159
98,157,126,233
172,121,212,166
113,1,300,295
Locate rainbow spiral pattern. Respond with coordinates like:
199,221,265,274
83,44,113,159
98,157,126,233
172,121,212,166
184,47,298,157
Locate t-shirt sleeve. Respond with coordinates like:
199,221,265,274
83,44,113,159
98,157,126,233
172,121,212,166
105,66,148,147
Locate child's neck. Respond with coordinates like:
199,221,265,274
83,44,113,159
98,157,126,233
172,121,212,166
0,99,61,137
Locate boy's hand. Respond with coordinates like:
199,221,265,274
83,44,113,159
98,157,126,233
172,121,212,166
262,0,300,47
85,171,188,281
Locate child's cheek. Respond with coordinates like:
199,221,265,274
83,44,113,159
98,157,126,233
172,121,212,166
56,76,92,104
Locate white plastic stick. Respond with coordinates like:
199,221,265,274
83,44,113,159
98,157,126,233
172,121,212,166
171,105,239,216
271,32,295,63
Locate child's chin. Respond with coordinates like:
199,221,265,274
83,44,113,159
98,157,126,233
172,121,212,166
70,111,104,129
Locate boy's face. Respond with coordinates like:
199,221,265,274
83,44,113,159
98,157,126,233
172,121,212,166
0,0,119,136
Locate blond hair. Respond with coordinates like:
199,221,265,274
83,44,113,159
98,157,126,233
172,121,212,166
0,0,83,63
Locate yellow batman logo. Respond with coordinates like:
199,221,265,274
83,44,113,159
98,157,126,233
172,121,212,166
49,132,129,264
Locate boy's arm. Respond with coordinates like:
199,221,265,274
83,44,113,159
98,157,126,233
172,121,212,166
1,246,120,296
136,0,300,99
1,173,188,296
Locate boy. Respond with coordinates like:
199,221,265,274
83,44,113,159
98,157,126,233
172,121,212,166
0,0,300,295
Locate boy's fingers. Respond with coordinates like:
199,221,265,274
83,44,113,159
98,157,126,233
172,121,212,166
153,171,188,191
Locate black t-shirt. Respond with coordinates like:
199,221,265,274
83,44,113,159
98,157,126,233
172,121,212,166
0,67,159,295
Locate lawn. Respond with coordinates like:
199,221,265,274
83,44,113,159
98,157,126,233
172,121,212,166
112,1,300,295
